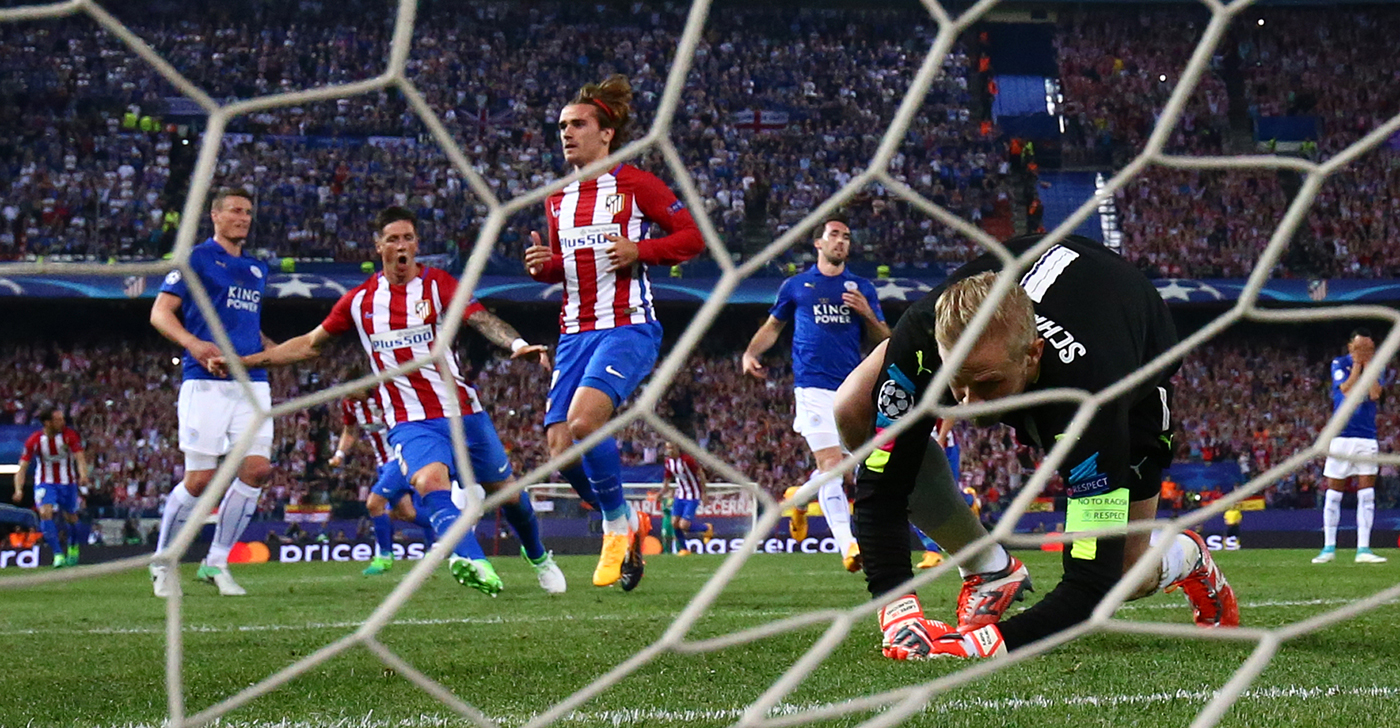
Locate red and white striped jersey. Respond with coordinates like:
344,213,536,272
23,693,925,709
22,427,84,485
322,266,486,429
532,164,703,334
665,453,705,501
341,397,392,468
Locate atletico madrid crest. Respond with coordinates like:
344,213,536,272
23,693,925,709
415,299,433,320
605,193,625,215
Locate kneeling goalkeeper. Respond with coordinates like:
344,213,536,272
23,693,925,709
837,234,1239,660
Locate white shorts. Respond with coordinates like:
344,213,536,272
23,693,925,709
178,379,274,462
1323,436,1379,480
793,387,844,453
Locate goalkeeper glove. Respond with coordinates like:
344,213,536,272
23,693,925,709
878,594,952,661
917,624,1009,660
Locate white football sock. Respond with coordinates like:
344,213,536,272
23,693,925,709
156,482,197,554
1323,488,1343,549
958,545,1011,579
602,512,630,534
814,471,856,555
1155,532,1200,592
205,479,261,568
1357,487,1376,550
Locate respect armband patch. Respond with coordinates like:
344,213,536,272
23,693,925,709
1065,487,1129,560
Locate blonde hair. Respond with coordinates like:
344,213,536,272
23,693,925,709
934,271,1037,357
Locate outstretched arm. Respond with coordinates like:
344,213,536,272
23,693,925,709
466,308,550,370
237,326,337,370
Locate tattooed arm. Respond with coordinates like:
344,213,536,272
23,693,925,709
466,308,551,370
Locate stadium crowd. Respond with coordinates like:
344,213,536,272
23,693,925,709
0,0,1006,271
5,4,1400,278
1055,7,1400,280
6,329,1397,525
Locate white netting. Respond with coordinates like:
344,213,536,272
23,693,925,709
3,0,1400,727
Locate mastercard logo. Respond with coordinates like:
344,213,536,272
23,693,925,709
228,541,271,564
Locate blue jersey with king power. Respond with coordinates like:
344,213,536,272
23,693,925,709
770,266,884,390
1330,354,1382,439
159,239,269,382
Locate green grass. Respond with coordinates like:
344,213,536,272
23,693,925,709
2,549,1398,727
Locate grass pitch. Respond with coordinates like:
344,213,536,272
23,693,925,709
2,549,1397,727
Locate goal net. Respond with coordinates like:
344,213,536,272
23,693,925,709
2,0,1398,727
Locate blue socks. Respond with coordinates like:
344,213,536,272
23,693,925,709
412,508,437,551
913,526,941,552
372,514,393,556
581,437,626,522
40,518,60,554
560,464,601,511
502,492,546,561
66,518,88,551
421,490,485,560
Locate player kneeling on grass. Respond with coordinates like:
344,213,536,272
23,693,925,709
214,206,563,596
836,234,1238,660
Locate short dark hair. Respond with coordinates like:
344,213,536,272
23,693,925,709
816,215,849,238
1351,327,1375,342
210,187,254,212
36,405,62,425
373,206,417,236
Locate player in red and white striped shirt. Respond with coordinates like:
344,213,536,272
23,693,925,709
327,391,436,575
231,207,564,595
14,406,90,567
658,442,712,554
524,74,704,590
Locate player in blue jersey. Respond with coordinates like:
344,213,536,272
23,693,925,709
1314,328,1388,564
743,217,890,572
148,188,274,597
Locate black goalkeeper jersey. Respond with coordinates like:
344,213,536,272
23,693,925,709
866,233,1178,498
854,233,1179,650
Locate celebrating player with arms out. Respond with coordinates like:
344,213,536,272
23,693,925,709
225,206,563,596
148,188,275,597
743,218,888,572
524,74,704,590
838,233,1238,660
1314,328,1388,564
15,407,90,567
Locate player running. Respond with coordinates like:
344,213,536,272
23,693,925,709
15,406,90,567
1314,328,1389,564
838,233,1237,660
524,74,704,590
225,206,562,596
149,188,275,597
658,442,712,554
742,218,889,572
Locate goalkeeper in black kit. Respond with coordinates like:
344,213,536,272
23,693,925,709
836,234,1239,660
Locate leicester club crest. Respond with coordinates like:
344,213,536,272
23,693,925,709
605,193,625,215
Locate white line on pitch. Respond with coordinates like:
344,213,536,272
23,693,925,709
0,597,1390,637
80,685,1400,728
0,609,799,637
